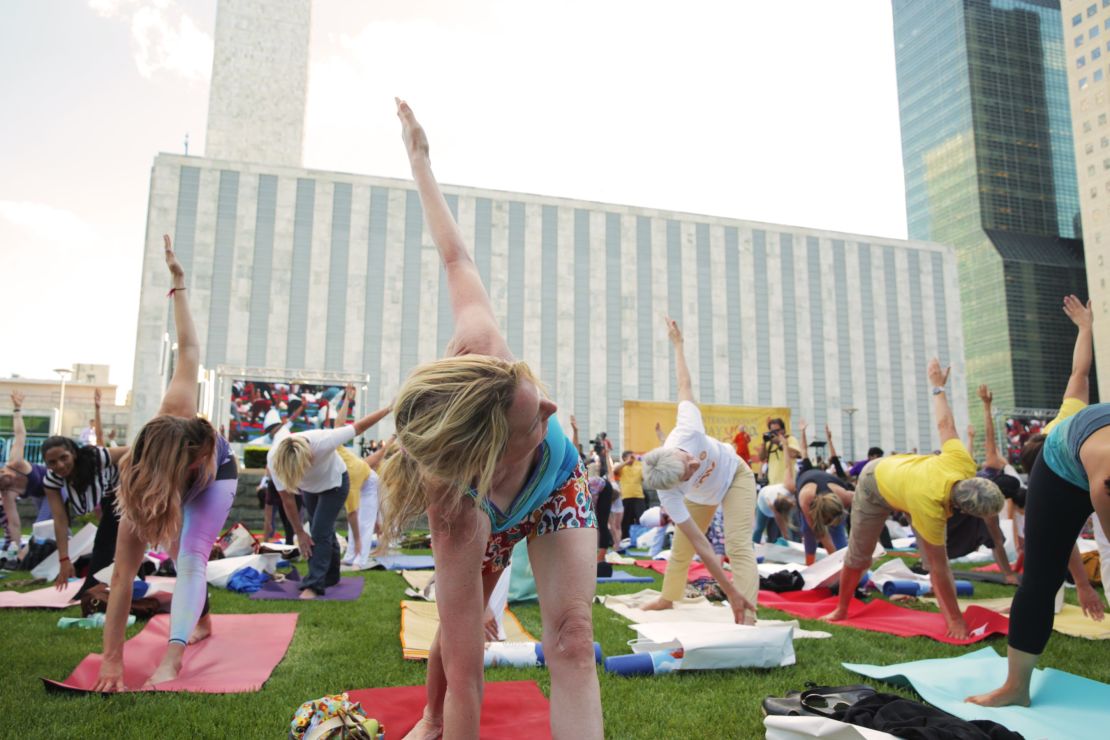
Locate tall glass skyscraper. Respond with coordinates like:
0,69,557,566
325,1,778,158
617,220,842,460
893,0,1092,414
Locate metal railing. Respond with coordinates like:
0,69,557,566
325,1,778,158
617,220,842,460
0,435,49,465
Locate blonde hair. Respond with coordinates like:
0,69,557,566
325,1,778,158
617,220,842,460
809,492,846,537
378,355,540,543
117,415,216,549
271,436,314,493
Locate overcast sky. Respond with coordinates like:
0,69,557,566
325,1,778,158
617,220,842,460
1,0,906,402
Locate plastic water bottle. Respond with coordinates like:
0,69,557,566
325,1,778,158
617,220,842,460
604,649,684,676
57,614,136,629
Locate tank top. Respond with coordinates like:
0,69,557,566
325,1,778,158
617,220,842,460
1043,403,1110,491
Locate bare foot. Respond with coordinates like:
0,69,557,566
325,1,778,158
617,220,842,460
640,597,674,612
299,588,318,600
145,656,182,687
403,716,443,740
966,684,1030,707
188,614,212,644
820,608,849,623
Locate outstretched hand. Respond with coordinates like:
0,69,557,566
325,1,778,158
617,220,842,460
164,234,184,283
1063,294,1093,330
395,98,430,163
10,391,24,409
665,316,683,345
977,384,993,405
926,357,951,388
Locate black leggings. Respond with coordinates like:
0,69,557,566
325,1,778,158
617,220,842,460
621,497,647,540
79,492,120,597
595,481,613,550
1008,452,1093,654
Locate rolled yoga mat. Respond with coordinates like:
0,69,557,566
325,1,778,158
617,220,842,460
881,580,973,597
484,641,602,668
605,650,683,676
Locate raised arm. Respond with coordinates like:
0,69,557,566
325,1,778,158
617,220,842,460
569,415,580,451
927,358,958,444
1062,295,1093,403
6,392,30,473
799,420,809,463
397,99,508,359
364,436,393,470
93,389,104,449
826,425,848,479
666,317,694,404
782,436,798,495
978,385,1007,470
334,384,356,428
157,235,200,418
654,422,666,445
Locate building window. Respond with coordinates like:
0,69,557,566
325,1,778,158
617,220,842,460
1088,142,1097,154
1080,55,1088,68
1087,121,1095,133
1101,113,1109,125
1091,165,1098,176
1104,158,1110,169
1075,13,1083,26
1092,26,1102,40
1093,47,1103,59
1080,76,1089,90
1096,68,1106,82
1090,4,1098,17
1077,34,1086,47
1103,136,1110,147
1094,187,1100,199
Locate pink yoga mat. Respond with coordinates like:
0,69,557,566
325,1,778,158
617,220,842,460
347,680,551,739
758,588,1009,645
634,559,712,583
43,613,298,694
0,580,81,609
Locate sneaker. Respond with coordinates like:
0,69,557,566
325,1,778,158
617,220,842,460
341,550,357,567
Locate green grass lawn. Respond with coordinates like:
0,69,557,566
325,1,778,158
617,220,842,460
1,553,1107,739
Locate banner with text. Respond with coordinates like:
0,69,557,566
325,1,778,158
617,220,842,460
623,400,792,454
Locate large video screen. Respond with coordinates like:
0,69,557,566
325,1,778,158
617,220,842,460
228,380,353,443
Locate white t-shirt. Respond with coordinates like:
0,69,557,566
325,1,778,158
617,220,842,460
757,483,791,518
267,425,355,493
656,401,740,524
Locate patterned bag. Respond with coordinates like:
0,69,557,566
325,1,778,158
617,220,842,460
289,694,382,740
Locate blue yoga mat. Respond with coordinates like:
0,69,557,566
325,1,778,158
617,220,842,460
369,554,436,570
843,646,1110,740
597,570,655,584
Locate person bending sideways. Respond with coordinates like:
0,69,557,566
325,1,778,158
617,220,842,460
968,296,1110,708
822,358,1004,640
377,100,602,739
639,317,759,624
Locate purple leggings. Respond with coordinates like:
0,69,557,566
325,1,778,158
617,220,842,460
168,476,236,645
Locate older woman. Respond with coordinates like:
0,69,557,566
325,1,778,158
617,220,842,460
640,317,758,624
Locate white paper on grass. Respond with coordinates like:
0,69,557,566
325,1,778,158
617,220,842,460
630,621,795,669
756,542,826,565
868,558,931,592
205,552,281,588
764,715,900,740
32,523,97,581
801,542,885,591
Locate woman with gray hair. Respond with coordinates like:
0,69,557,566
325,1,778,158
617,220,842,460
640,317,758,624
822,358,1004,640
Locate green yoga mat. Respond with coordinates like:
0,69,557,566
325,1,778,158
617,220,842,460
843,646,1110,740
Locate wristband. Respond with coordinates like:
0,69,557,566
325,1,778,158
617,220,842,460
58,556,70,564
11,409,20,414
931,386,946,396
167,286,186,297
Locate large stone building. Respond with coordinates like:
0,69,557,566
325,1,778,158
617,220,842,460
1060,0,1110,391
128,0,972,456
892,0,1092,419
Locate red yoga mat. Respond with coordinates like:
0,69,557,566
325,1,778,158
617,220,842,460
43,613,298,694
757,588,1009,646
634,559,713,583
346,680,551,739
0,580,81,609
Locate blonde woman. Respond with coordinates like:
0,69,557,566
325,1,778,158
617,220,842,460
381,100,601,739
92,235,232,690
268,401,391,599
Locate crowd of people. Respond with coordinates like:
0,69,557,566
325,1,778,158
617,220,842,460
0,100,1106,734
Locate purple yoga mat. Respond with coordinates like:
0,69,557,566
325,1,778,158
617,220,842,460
249,574,365,601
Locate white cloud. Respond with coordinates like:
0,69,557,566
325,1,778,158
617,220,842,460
87,0,212,82
0,200,103,246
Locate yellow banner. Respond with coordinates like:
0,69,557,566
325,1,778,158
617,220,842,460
622,400,792,454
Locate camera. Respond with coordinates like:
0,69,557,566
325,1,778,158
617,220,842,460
762,431,775,442
589,432,608,456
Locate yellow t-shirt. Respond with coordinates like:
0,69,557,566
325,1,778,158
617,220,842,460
618,461,645,500
766,435,803,485
336,445,371,513
874,438,976,546
1044,397,1087,434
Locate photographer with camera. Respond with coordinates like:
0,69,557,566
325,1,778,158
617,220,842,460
760,418,803,486
614,450,645,541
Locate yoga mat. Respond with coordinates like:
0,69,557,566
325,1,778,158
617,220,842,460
599,590,830,638
366,554,435,571
43,613,298,694
31,524,97,581
604,552,637,565
757,588,1008,645
958,570,1017,585
346,680,551,739
597,570,655,584
633,559,713,583
844,646,1110,740
206,553,281,588
923,597,1110,640
400,600,537,660
249,571,364,601
0,580,81,609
